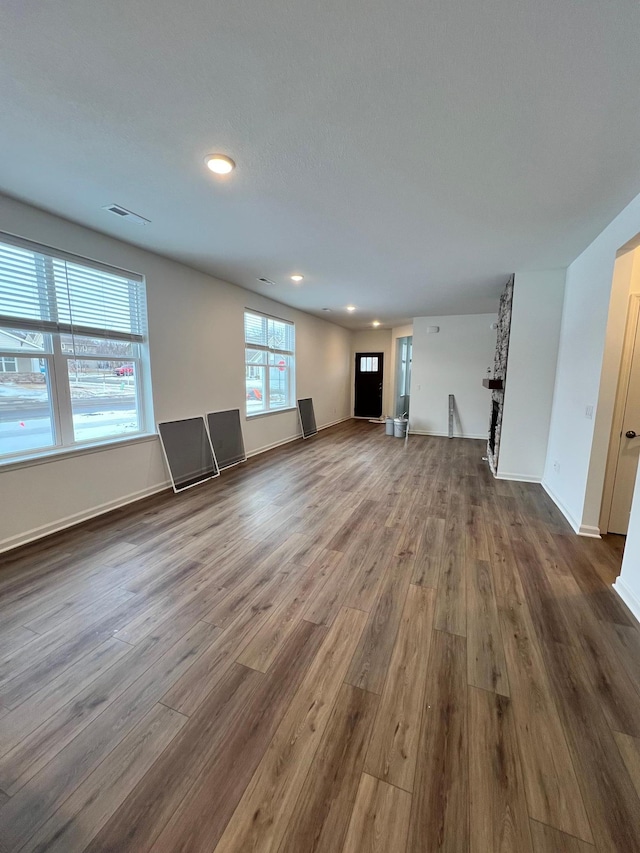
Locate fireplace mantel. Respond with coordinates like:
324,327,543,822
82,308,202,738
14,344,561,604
482,378,503,390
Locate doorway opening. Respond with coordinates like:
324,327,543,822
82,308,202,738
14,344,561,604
354,352,384,418
394,336,412,417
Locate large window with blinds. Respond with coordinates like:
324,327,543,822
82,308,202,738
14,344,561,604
244,310,295,416
0,234,150,461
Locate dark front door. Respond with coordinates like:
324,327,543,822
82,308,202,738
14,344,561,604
354,352,384,418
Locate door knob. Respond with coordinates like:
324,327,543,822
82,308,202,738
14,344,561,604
626,430,637,438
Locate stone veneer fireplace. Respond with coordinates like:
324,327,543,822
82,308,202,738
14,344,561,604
487,275,514,474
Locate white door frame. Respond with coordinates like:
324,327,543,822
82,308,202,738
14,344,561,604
600,293,640,533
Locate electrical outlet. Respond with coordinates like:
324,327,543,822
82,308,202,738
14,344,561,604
585,405,594,419
553,461,560,473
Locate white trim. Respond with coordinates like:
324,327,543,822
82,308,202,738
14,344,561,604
600,294,640,534
0,228,144,281
0,481,171,554
578,524,602,538
246,433,300,458
157,417,220,494
247,415,350,458
541,480,602,538
409,429,487,440
612,577,640,625
246,406,297,420
0,416,352,555
542,480,580,533
496,472,542,483
0,433,158,473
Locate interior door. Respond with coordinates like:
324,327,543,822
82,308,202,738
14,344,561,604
355,352,384,418
609,316,640,534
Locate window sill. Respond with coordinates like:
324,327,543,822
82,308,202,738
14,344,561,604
0,433,158,474
246,407,297,420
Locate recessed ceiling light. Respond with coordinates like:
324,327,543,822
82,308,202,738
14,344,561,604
372,321,381,327
205,154,235,175
291,274,304,283
346,305,356,312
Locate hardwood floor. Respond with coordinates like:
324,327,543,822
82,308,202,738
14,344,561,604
0,419,639,852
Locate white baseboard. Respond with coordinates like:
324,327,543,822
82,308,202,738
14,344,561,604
246,415,351,458
496,472,542,483
577,523,602,538
0,481,171,554
246,434,300,458
408,430,487,440
1,416,353,555
541,480,601,538
613,577,640,625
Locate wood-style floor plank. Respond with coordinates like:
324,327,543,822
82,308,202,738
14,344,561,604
529,820,596,853
18,702,186,853
407,629,468,853
466,558,509,696
278,683,379,853
0,619,219,847
236,556,333,673
364,584,435,791
345,552,413,694
212,607,367,852
614,731,640,801
0,422,638,853
411,515,445,588
468,686,534,853
498,598,592,842
341,772,412,853
541,636,640,853
90,619,325,853
434,515,467,637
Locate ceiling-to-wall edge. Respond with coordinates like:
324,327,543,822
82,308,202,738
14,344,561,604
0,191,358,335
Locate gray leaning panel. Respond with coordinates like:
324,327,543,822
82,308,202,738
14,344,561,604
206,408,247,470
158,417,220,493
297,397,318,439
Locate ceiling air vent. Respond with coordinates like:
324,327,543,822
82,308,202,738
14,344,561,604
257,277,275,286
102,204,150,225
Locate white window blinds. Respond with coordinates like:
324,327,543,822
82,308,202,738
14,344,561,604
0,235,146,341
244,310,294,353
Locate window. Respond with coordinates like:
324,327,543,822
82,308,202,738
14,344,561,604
0,357,17,372
360,356,379,372
244,310,295,416
0,234,150,461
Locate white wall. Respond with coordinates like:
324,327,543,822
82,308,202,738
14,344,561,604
410,314,497,438
351,329,393,417
497,270,565,482
543,191,640,535
0,194,352,552
614,463,640,622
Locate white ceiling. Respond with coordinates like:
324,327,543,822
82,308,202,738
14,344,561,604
2,0,640,329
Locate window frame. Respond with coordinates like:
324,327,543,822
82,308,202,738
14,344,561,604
0,233,152,465
244,309,296,417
